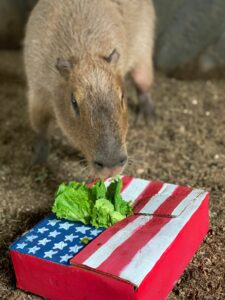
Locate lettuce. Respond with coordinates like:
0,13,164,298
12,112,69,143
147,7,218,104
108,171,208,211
106,179,133,216
91,199,114,228
89,180,107,201
52,178,133,228
110,211,126,225
52,185,93,224
80,237,91,244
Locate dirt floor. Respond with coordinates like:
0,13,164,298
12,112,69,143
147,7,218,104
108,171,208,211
0,51,224,300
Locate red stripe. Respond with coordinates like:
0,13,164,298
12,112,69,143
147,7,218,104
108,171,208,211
121,176,133,191
134,181,164,212
154,186,192,215
70,215,139,265
94,186,191,276
97,217,169,275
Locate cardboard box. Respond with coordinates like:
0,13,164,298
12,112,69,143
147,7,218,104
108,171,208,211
10,176,209,300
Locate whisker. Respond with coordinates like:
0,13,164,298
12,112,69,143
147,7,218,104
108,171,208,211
79,165,89,175
81,166,89,173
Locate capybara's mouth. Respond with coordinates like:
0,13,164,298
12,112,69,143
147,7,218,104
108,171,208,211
88,165,125,182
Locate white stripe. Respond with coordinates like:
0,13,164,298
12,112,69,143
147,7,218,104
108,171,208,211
104,178,111,188
83,215,152,268
172,189,204,216
119,191,208,286
121,178,150,204
139,183,177,214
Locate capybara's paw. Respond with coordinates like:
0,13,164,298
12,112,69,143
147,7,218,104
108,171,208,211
135,92,156,125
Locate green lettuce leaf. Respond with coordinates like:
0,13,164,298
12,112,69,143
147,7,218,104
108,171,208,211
80,237,91,244
52,186,93,224
110,211,126,225
106,178,132,216
52,177,133,228
90,180,107,201
91,199,114,228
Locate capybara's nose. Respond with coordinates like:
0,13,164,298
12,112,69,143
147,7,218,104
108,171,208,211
94,155,128,170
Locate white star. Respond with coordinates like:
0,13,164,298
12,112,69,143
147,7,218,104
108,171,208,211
28,246,40,254
75,226,91,234
65,234,78,242
38,227,48,234
60,254,73,263
48,219,60,226
16,242,27,249
59,222,73,230
49,230,60,238
69,245,83,253
38,238,51,246
26,235,38,242
44,250,58,258
53,241,67,250
90,229,102,236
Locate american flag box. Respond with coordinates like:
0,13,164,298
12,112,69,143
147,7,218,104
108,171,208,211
10,176,209,300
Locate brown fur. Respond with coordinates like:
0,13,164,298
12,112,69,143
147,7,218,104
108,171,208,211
24,0,155,178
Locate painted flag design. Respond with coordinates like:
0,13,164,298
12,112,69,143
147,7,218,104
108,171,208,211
11,176,208,288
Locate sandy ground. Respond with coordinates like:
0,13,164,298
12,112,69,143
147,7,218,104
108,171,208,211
0,51,224,300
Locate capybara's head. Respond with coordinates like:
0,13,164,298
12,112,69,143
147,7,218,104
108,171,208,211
55,50,128,179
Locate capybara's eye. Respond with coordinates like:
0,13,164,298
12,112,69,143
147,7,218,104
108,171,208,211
71,94,80,115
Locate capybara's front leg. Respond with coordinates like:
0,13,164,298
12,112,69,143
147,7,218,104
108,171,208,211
132,63,156,124
28,89,52,165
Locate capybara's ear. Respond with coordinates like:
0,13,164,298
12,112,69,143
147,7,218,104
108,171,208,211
104,49,120,64
55,57,73,78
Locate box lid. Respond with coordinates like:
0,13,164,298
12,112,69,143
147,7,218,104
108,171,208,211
10,176,209,289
